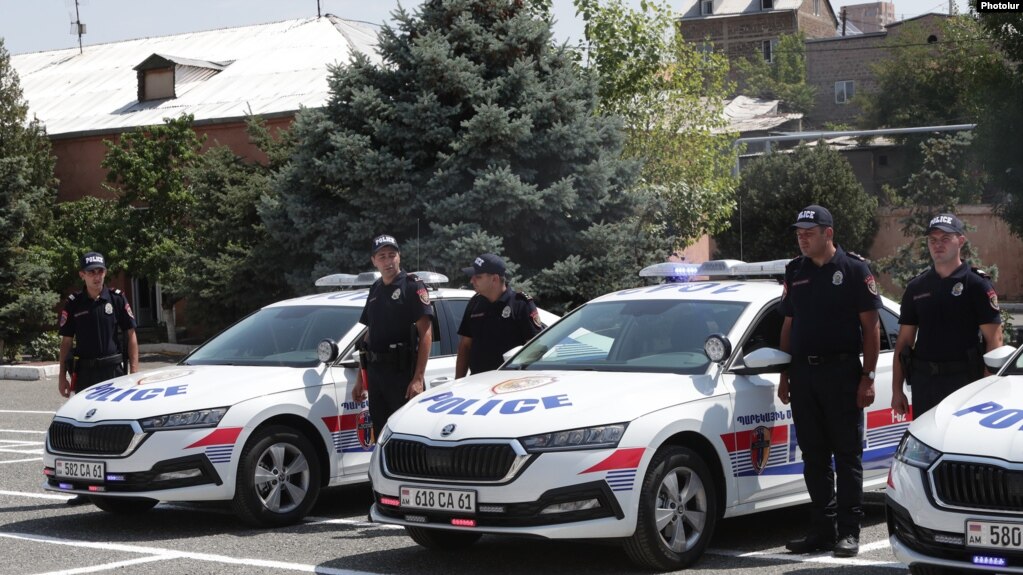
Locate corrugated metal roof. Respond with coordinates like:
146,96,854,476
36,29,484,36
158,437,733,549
717,95,802,133
11,15,380,137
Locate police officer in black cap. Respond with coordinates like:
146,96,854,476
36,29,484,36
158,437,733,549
778,205,881,558
57,251,139,398
455,254,543,378
892,212,1002,419
351,235,433,438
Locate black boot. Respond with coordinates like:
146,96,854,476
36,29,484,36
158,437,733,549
785,533,836,554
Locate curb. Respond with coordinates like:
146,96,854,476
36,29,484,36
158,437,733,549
2,343,196,382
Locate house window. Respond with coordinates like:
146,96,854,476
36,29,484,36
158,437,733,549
762,0,774,9
701,0,713,15
762,39,779,63
835,80,855,104
142,68,174,101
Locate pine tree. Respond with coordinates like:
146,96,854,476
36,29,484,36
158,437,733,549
265,0,638,300
0,38,59,361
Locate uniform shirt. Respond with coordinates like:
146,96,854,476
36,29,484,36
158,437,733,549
781,246,882,357
899,261,1001,362
457,287,543,374
58,287,137,359
359,271,434,353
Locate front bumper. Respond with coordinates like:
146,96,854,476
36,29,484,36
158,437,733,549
43,454,223,496
887,458,1023,573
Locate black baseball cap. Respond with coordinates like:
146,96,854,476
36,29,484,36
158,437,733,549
926,213,965,235
463,253,506,277
371,234,400,254
80,252,106,271
790,205,834,229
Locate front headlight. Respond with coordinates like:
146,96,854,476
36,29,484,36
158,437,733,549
519,423,627,453
140,407,229,431
377,424,392,446
894,432,942,469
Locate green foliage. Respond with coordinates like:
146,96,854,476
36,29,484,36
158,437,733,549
48,196,126,294
715,144,878,262
181,118,296,332
577,0,738,247
734,33,816,115
101,115,204,308
0,38,60,361
876,132,991,288
265,0,639,308
25,330,61,361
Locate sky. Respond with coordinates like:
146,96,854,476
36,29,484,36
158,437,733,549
1,0,969,56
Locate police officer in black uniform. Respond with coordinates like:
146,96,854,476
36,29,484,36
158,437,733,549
778,205,881,558
57,251,139,504
892,213,1002,419
455,253,543,378
351,235,433,439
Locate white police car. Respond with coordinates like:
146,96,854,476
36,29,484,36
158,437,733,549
368,259,908,570
42,272,558,527
887,344,1023,574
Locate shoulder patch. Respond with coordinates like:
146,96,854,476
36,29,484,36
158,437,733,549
515,291,533,302
846,251,866,262
972,267,992,280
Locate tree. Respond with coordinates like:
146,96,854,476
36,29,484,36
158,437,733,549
265,0,639,307
101,115,204,343
714,144,878,262
182,118,296,332
576,0,738,248
876,132,992,288
0,38,59,361
734,33,816,115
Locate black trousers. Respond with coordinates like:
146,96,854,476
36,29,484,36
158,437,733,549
789,356,864,539
910,369,976,418
366,364,411,438
76,364,124,392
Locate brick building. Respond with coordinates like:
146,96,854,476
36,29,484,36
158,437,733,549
838,1,896,33
676,0,838,64
11,16,378,334
805,13,947,126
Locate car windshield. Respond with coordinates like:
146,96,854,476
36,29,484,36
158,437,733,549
504,299,748,374
184,305,363,367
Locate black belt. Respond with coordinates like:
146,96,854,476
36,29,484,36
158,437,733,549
912,358,973,376
78,354,122,369
800,353,856,365
366,350,401,363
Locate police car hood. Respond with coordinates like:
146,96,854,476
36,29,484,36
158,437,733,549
909,375,1023,460
55,365,324,421
387,369,718,440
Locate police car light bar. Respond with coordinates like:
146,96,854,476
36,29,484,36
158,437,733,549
411,271,449,286
314,271,381,288
639,259,789,279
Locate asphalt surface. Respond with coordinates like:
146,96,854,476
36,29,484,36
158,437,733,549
0,354,910,574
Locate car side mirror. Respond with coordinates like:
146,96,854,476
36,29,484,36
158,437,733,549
731,347,791,375
984,345,1017,371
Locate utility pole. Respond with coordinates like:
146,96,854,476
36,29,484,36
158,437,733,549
317,0,322,18
72,0,86,54
841,7,847,36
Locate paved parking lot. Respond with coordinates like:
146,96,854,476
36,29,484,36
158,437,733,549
0,356,909,574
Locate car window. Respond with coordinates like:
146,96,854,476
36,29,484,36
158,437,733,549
185,306,363,367
879,307,899,352
505,300,748,374
739,302,783,357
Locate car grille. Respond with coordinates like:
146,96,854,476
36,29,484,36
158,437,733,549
932,460,1023,512
383,439,517,481
48,421,136,455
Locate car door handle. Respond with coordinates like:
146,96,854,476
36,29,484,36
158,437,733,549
429,377,452,386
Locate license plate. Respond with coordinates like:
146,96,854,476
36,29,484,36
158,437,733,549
400,486,476,513
966,519,1023,550
55,459,105,481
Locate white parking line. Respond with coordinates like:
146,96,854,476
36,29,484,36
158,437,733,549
708,546,904,568
29,555,169,575
0,410,55,415
0,490,71,501
1,439,44,446
0,457,42,464
0,429,47,434
0,531,383,575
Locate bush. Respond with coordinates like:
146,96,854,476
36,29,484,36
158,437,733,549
26,331,61,361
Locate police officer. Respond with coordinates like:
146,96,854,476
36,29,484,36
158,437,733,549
892,213,1002,419
351,235,433,438
57,251,139,505
455,254,543,378
778,205,881,558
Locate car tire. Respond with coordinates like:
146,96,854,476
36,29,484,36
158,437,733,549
405,526,482,550
623,445,718,571
232,425,321,527
90,496,158,514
